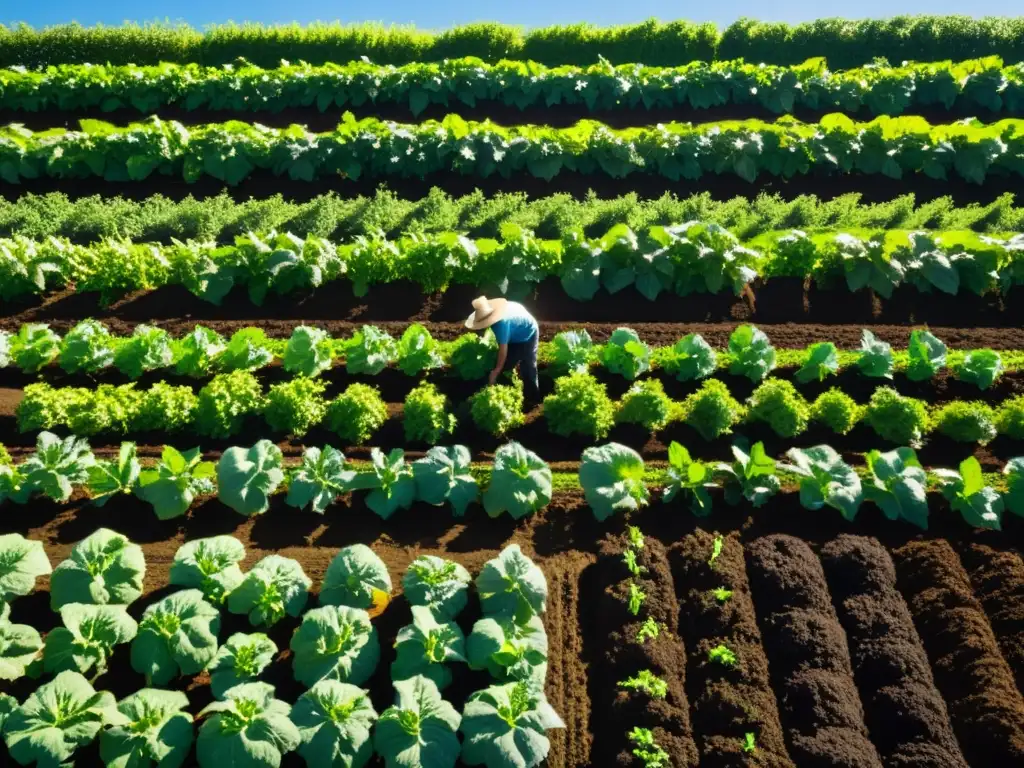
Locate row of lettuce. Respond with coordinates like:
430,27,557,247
2,56,1021,118
2,113,1023,186
3,16,1024,70
1,429,1020,530
0,533,561,768
4,224,1024,306
3,319,1018,391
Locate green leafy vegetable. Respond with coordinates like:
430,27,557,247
483,442,552,520
217,440,285,517
196,682,300,768
392,606,466,690
460,681,564,768
50,527,145,610
168,535,246,605
99,689,193,768
320,545,392,612
43,604,137,678
412,446,479,517
227,555,311,627
290,605,380,688
374,676,461,768
579,442,649,521
131,589,220,686
402,556,471,620
135,445,216,520
208,632,278,700
285,446,356,514
933,456,1003,530
476,544,547,622
785,445,863,521
291,681,377,768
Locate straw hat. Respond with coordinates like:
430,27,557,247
465,296,509,330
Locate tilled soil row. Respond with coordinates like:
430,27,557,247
892,539,1024,766
745,534,882,768
10,277,1024,332
669,531,794,768
819,535,968,768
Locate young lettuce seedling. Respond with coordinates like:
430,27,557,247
708,644,738,667
711,587,733,603
635,618,661,644
742,732,757,753
627,582,646,616
708,535,724,567
618,670,668,699
626,525,645,550
622,549,646,577
628,727,670,768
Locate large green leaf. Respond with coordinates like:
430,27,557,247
460,682,564,768
291,681,377,768
131,589,220,686
217,440,285,517
290,605,380,688
476,545,547,622
579,442,649,521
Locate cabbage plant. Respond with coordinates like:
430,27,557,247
43,604,137,678
659,333,716,381
345,325,397,375
18,431,95,503
934,456,1003,530
227,555,310,627
131,589,220,686
906,329,946,381
209,632,278,699
168,535,246,605
3,671,123,767
483,442,552,520
466,614,548,684
283,325,334,377
412,446,479,517
135,445,215,520
10,323,59,373
548,330,595,376
217,440,285,517
402,555,471,620
290,605,380,688
87,442,141,506
476,545,547,621
0,618,42,681
113,324,174,379
396,323,444,375
320,545,392,612
715,440,779,508
286,446,357,514
99,689,193,768
863,447,930,530
958,349,1003,390
785,445,863,521
374,676,461,768
460,682,564,768
856,329,894,378
392,606,466,690
727,324,776,382
50,528,145,610
599,327,650,380
0,533,51,601
58,319,115,374
579,443,649,521
361,448,416,519
172,325,227,377
219,328,273,372
196,682,300,768
291,681,377,768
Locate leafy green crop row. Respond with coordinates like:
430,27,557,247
4,222,1023,306
3,113,1024,186
5,189,1023,244
0,530,562,768
0,430,1019,531
4,56,1022,118
3,16,1024,69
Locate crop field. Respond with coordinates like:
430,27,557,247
2,14,1024,768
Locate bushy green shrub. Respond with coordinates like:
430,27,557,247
404,382,456,443
746,379,810,437
680,379,744,441
195,371,263,439
470,383,524,436
810,389,861,435
326,384,388,444
864,387,930,445
543,373,615,439
263,377,328,436
933,401,997,444
616,379,674,432
997,395,1024,439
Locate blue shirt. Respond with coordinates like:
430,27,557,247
491,302,538,344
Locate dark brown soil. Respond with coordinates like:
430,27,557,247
892,539,1024,766
745,535,883,768
819,536,968,767
669,530,794,768
955,543,1024,695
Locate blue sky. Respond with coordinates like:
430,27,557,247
3,1,1019,30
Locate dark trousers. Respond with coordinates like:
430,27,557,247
506,335,540,401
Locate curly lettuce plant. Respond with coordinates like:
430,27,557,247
402,555,471,620
99,689,193,768
168,535,246,605
460,681,564,768
135,445,215,520
131,589,220,686
864,387,930,446
290,605,380,688
392,606,466,690
580,443,649,521
263,376,328,435
374,676,461,768
227,555,311,628
746,379,811,438
681,379,745,440
470,382,525,437
933,401,997,444
412,446,479,517
403,382,456,443
483,442,552,520
286,446,357,514
320,545,392,612
113,324,173,379
448,331,497,380
195,371,263,439
291,681,378,768
616,379,673,432
326,383,388,444
196,683,300,768
810,388,862,435
208,632,278,700
42,604,138,678
542,372,614,439
50,528,145,610
476,544,547,621
217,440,285,517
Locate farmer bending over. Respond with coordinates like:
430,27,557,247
465,296,540,403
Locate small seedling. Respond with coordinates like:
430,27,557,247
627,525,645,550
742,732,757,753
623,549,647,577
627,582,647,615
711,587,733,603
708,644,738,667
618,670,668,699
709,535,724,567
629,727,670,768
636,617,661,643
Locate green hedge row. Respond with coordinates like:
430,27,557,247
2,16,1023,69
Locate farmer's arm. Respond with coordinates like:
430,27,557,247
489,344,508,385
